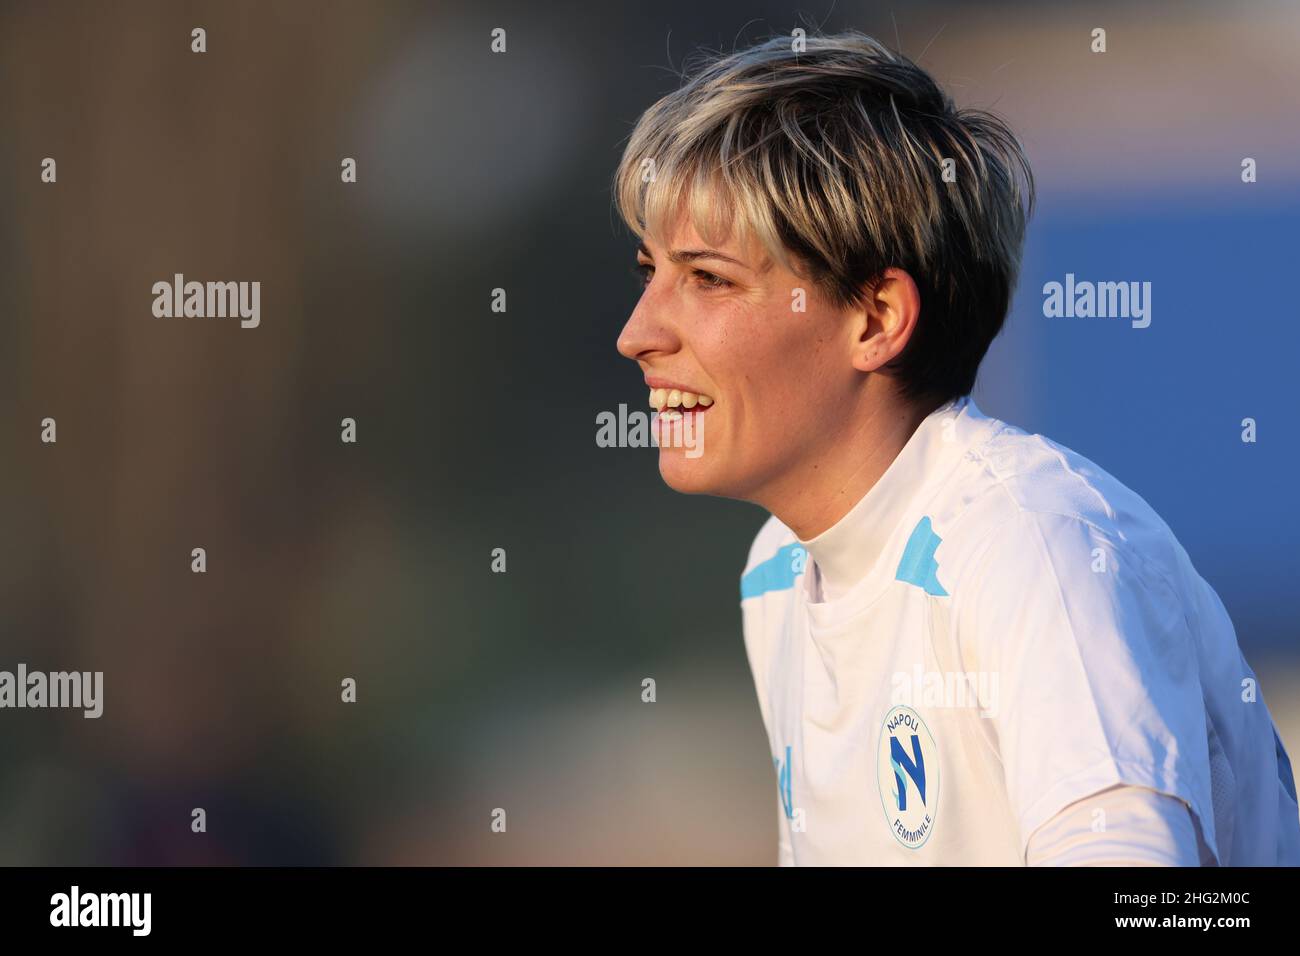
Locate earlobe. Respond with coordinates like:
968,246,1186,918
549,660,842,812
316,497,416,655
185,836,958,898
851,345,887,374
849,327,887,374
851,268,919,374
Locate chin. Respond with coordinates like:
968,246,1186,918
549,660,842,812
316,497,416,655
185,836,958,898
657,450,727,496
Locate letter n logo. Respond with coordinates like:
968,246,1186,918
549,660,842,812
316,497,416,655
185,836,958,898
877,705,940,848
890,734,926,811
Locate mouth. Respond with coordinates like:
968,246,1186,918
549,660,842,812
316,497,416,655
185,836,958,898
648,386,715,422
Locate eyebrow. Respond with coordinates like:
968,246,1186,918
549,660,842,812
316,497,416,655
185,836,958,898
636,241,752,271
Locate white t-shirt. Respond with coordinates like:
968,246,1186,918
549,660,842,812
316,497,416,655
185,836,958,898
740,395,1300,865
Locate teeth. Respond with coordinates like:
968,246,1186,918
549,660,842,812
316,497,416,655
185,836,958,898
659,409,683,422
646,387,715,410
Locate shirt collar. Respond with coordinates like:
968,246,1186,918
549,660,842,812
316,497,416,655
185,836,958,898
797,395,982,600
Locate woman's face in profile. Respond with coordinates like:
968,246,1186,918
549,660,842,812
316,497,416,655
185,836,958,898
617,213,862,503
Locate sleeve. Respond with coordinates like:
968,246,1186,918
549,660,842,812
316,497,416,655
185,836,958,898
1026,784,1208,866
952,509,1220,863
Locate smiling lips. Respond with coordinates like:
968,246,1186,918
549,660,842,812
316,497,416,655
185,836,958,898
649,387,715,421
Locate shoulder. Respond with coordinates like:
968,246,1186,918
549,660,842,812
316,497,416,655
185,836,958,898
936,418,1191,602
939,426,1203,674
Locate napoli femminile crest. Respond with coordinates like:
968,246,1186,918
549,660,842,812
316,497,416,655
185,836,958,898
877,704,939,848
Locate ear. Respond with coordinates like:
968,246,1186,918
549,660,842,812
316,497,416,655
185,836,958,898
848,267,921,374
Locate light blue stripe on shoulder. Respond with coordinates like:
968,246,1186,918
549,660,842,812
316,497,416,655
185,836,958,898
895,516,948,596
740,542,806,600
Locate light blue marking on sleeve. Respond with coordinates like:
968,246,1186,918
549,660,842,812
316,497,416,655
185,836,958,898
895,516,949,596
740,542,806,600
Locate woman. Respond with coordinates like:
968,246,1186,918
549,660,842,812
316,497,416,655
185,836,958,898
612,30,1299,866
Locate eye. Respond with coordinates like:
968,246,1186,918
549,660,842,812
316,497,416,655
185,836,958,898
692,269,732,290
632,262,654,288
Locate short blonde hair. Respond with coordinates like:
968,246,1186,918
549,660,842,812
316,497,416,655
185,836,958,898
613,30,1035,405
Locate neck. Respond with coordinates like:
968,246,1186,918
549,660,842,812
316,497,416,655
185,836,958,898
757,388,939,541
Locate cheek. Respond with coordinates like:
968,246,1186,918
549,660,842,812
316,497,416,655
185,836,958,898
688,297,845,449
723,314,837,414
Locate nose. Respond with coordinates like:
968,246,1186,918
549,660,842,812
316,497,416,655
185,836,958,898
617,284,681,363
